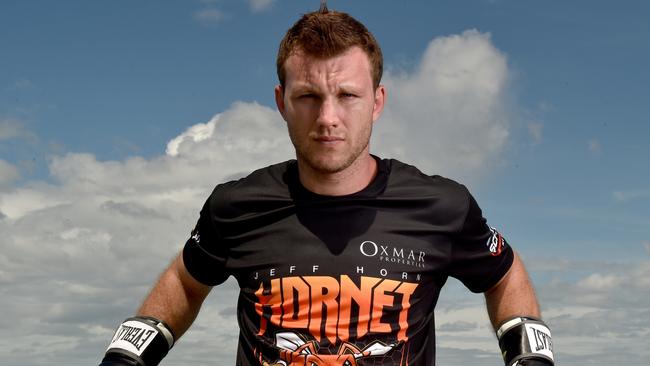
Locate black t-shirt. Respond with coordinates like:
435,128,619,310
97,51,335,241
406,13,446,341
183,157,513,366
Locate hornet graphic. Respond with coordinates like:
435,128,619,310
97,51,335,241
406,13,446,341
258,331,400,366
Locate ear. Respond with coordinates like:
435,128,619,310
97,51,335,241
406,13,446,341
372,85,386,123
275,84,288,122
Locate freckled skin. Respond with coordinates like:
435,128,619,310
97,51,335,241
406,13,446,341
275,47,386,195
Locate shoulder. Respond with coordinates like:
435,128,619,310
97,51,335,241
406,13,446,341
206,160,295,217
216,160,292,193
385,159,470,203
382,158,473,226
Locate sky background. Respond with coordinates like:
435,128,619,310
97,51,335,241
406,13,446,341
1,0,649,365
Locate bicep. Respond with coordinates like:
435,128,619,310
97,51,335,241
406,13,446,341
175,252,213,302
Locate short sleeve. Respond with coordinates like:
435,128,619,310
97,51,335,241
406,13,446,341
447,192,514,293
182,197,230,286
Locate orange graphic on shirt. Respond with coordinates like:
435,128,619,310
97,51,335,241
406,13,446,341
254,275,418,344
258,331,401,366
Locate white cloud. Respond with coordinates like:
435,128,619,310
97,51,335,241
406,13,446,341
433,258,650,364
166,120,216,156
1,102,290,222
248,0,275,12
0,159,20,187
576,273,623,291
375,30,510,182
540,260,650,363
0,100,293,366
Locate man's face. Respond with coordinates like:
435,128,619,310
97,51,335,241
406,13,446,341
275,47,385,174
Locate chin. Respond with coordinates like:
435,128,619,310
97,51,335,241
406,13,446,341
306,159,348,174
300,152,360,175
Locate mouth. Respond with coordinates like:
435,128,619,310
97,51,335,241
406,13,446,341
314,135,344,143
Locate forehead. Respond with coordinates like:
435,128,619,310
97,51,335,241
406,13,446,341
283,47,373,88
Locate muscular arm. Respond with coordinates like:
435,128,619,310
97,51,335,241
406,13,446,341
484,251,541,329
137,252,212,339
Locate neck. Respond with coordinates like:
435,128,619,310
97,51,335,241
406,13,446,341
297,154,378,196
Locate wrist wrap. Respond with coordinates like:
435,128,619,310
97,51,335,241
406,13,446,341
100,316,175,366
497,317,554,366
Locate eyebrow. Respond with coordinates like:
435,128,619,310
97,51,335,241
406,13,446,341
289,81,363,94
289,83,317,93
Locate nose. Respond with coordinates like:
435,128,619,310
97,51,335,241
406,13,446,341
316,97,338,128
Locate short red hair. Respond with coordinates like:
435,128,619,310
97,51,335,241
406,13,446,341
276,9,383,89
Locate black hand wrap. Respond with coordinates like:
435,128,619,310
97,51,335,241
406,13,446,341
496,316,554,366
99,316,175,366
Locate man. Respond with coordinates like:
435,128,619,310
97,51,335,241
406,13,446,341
99,7,554,366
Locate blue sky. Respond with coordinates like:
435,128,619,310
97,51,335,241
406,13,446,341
1,1,649,365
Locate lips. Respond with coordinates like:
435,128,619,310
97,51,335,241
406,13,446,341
314,135,344,142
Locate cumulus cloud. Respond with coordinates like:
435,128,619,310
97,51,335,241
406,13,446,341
576,273,624,291
432,257,650,365
166,120,216,156
537,259,650,363
375,30,510,182
0,159,20,187
0,100,294,365
165,102,291,163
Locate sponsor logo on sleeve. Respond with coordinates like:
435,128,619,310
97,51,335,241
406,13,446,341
190,228,201,243
486,227,505,256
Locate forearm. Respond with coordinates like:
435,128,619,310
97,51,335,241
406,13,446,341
484,251,541,329
137,253,212,339
485,252,554,365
